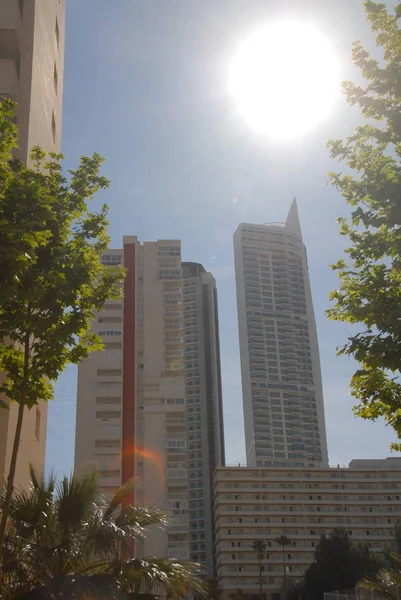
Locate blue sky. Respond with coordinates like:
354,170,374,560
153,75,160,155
46,0,401,476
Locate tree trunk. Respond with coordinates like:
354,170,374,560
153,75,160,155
283,548,287,600
0,333,30,563
259,560,263,600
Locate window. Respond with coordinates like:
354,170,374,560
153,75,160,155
98,316,122,324
53,63,58,94
97,369,121,376
166,397,185,405
104,304,122,310
104,342,122,350
35,407,41,441
101,254,122,266
95,440,120,448
167,469,187,479
99,470,120,478
51,111,56,143
55,16,60,48
99,330,121,336
96,411,121,419
96,397,121,405
167,499,187,510
98,381,121,389
166,440,186,449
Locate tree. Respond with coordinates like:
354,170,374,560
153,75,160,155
289,529,381,600
228,589,247,600
0,466,206,599
0,97,124,558
252,540,267,600
360,553,401,600
275,536,291,598
326,1,401,448
204,579,223,600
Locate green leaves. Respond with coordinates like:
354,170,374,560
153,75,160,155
290,530,382,600
327,1,401,449
1,469,206,600
0,100,125,411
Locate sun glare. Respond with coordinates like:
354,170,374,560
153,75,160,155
230,21,340,141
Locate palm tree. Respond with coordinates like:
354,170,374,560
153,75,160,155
275,535,291,599
0,466,206,600
252,540,267,600
229,588,246,600
360,554,401,600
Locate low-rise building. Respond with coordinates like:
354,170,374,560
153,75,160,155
214,458,401,600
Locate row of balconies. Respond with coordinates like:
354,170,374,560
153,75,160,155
215,496,401,507
215,525,394,538
214,470,401,481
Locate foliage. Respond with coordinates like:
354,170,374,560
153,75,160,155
0,466,206,600
275,535,291,549
228,589,247,600
0,97,124,554
0,97,123,408
360,553,401,600
288,529,381,600
326,1,401,448
252,540,267,560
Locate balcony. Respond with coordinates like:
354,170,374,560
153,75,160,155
0,57,18,97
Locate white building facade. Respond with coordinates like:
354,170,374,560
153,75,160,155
75,242,225,570
75,237,189,559
233,200,328,468
214,459,401,600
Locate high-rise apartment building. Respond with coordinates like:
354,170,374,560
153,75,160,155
182,262,225,577
0,0,64,161
0,0,65,489
75,241,225,569
214,459,401,600
233,200,328,468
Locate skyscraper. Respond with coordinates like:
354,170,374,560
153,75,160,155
75,240,225,570
0,0,65,489
182,262,225,577
233,200,328,468
0,0,64,161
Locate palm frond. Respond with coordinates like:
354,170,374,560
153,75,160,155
118,557,207,599
360,565,401,600
55,470,98,527
116,505,168,533
2,469,205,600
104,478,139,518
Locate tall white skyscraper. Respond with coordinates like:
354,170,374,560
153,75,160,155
75,238,189,560
74,240,225,572
233,200,328,468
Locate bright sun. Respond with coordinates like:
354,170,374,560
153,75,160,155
230,21,340,141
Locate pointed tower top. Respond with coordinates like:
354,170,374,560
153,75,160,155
285,197,303,240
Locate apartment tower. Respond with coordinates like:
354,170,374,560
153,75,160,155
75,240,225,568
233,200,328,468
214,459,401,599
182,262,225,577
0,0,65,488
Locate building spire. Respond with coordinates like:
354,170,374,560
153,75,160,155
285,197,303,240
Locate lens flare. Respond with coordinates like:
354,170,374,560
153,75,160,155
123,445,166,504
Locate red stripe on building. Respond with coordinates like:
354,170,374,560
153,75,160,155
122,242,136,507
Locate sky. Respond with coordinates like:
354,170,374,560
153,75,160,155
46,0,401,476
